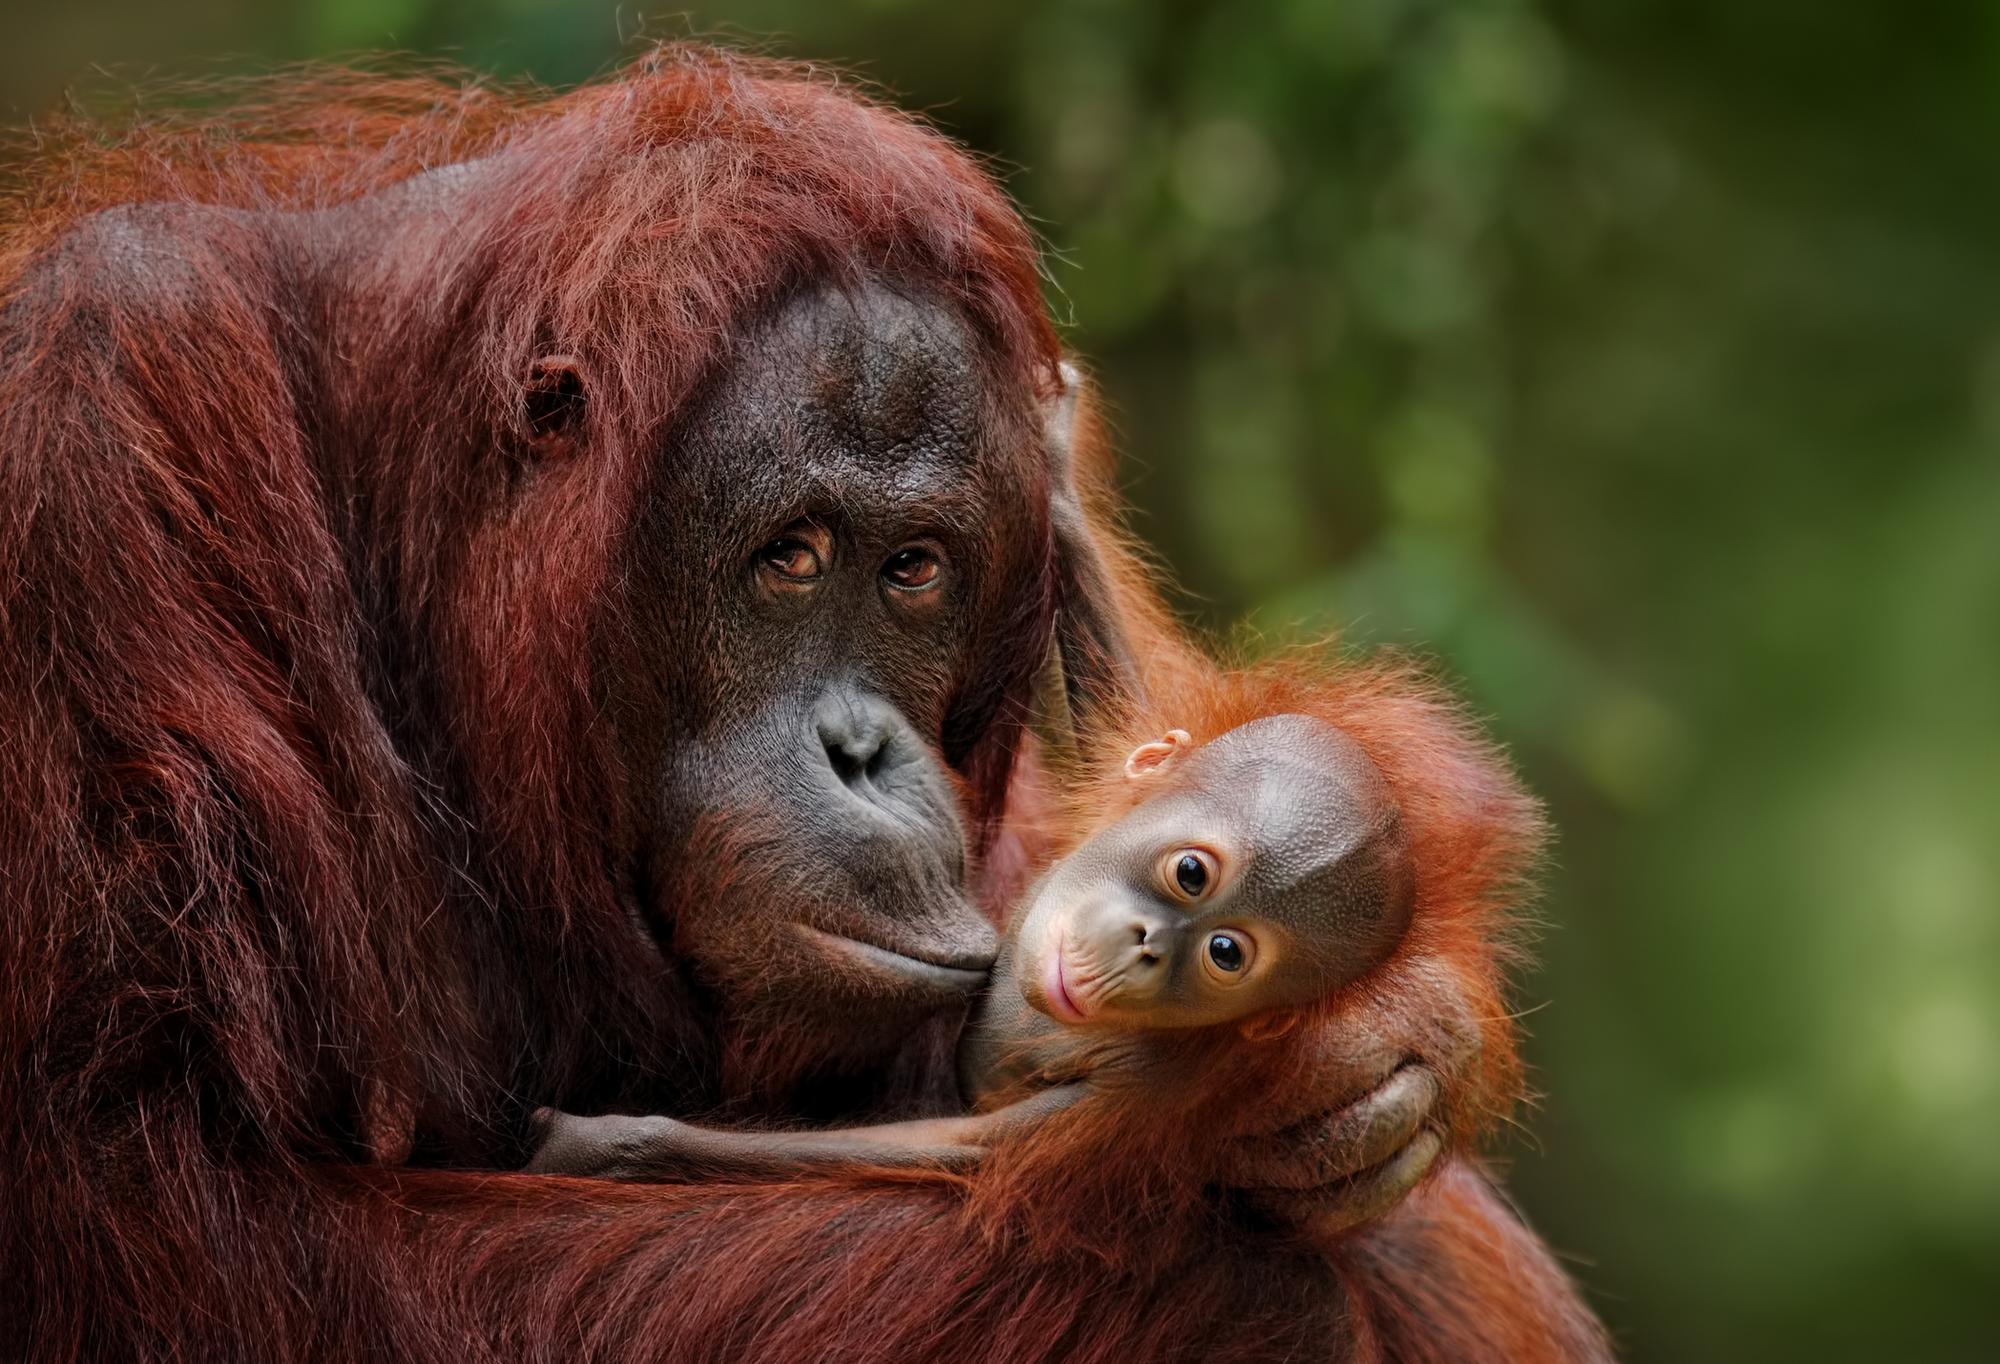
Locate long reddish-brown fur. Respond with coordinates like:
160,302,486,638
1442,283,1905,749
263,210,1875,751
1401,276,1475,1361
1,45,1606,1362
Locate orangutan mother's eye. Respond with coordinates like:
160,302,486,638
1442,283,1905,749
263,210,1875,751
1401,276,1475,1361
881,545,943,592
755,523,831,587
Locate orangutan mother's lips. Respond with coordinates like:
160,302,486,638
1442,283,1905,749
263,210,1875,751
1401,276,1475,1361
795,925,993,992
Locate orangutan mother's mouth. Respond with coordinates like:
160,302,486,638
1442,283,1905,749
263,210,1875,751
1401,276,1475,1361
795,925,993,992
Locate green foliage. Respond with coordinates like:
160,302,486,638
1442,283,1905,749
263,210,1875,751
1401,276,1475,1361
6,2,1997,1357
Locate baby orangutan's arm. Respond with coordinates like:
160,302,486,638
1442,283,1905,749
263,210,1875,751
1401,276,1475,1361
524,1085,1087,1182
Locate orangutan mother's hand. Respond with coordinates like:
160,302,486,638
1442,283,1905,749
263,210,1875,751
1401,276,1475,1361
1215,957,1493,1240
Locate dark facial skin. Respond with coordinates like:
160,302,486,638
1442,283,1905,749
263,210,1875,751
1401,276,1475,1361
528,713,1416,1182
606,280,1044,1068
1011,714,1414,1033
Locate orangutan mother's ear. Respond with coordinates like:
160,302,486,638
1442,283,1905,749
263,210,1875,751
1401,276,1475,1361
1043,360,1141,747
522,352,586,456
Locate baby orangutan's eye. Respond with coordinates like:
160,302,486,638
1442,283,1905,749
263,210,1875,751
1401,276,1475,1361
1175,854,1206,896
1164,849,1216,901
1203,931,1254,982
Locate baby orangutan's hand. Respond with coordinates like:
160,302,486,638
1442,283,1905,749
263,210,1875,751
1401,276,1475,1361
1221,1062,1448,1238
1213,957,1492,1241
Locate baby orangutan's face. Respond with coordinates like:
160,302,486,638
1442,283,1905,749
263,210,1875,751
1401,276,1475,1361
1013,715,1414,1033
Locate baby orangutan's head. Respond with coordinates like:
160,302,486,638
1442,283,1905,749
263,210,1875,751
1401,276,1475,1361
1014,715,1414,1035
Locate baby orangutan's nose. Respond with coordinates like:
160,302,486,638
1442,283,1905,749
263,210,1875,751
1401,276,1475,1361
1128,918,1169,968
1075,904,1175,1004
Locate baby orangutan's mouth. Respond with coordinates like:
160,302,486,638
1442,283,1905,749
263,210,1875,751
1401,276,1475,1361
1039,930,1090,1023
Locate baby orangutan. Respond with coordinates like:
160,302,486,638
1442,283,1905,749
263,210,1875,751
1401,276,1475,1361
527,713,1416,1182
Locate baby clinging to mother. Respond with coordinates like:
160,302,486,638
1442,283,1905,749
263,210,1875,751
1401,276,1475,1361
532,707,1425,1191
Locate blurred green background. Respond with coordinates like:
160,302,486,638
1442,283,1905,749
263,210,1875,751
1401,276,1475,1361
7,1,1996,1359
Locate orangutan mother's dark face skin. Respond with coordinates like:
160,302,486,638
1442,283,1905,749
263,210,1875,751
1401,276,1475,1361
610,280,1044,1064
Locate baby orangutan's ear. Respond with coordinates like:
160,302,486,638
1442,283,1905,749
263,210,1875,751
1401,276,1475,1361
1238,1010,1300,1043
1124,729,1193,780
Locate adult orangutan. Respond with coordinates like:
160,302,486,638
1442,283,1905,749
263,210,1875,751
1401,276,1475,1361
0,47,1603,1362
